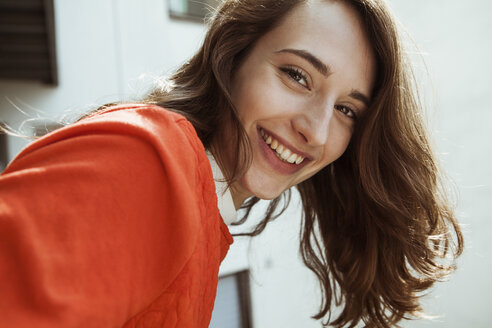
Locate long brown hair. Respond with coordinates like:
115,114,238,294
145,0,463,327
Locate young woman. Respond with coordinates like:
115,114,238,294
0,0,463,327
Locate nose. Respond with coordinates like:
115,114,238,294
292,99,334,146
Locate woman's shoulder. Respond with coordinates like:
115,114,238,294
87,103,186,122
84,103,194,137
88,103,206,164
7,103,207,179
89,103,200,148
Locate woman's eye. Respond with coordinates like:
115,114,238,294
280,67,309,89
335,105,357,120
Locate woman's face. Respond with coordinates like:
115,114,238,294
229,0,376,203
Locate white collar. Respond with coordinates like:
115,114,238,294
206,152,238,225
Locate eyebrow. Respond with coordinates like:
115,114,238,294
275,48,332,76
275,48,371,107
349,89,371,108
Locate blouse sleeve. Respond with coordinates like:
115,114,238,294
0,115,201,327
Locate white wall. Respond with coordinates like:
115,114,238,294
0,0,206,160
1,0,120,157
224,197,322,328
389,1,492,327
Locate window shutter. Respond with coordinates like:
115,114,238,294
0,0,58,85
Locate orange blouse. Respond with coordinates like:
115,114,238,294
0,104,233,327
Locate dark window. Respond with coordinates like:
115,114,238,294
210,270,253,328
0,0,58,85
168,0,220,22
0,129,7,173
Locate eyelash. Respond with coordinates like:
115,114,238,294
280,66,358,121
335,105,358,121
279,66,310,89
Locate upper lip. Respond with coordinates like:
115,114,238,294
259,126,314,161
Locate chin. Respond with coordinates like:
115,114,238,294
239,173,287,201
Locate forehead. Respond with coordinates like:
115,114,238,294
268,1,369,52
255,0,376,94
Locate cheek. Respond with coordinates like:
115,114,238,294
235,74,299,123
321,126,353,165
234,85,258,123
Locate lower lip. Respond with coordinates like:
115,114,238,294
256,127,308,175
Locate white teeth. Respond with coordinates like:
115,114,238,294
287,153,297,163
280,148,291,160
260,129,305,165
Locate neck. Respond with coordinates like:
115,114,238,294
230,184,249,210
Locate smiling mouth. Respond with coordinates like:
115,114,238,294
260,128,305,165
